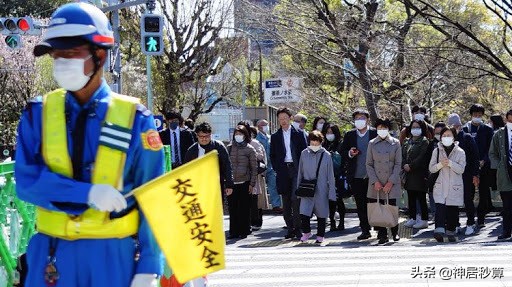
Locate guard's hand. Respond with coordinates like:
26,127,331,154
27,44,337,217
88,184,127,212
130,274,157,287
383,182,393,193
248,185,254,194
403,164,411,172
374,182,383,192
225,188,233,196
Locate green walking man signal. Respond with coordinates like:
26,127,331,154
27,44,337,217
140,14,163,56
5,34,21,49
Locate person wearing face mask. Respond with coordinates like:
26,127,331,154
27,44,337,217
312,116,328,132
184,122,234,203
341,109,377,240
293,113,309,142
322,123,347,231
15,3,165,286
488,115,505,206
461,104,494,234
159,111,196,169
402,120,430,229
429,127,466,242
446,113,480,235
256,119,281,212
226,125,258,239
489,110,512,240
366,119,402,244
399,106,435,144
296,131,336,243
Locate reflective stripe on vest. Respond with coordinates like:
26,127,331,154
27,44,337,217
38,89,140,240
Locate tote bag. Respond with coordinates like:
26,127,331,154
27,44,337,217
367,192,399,228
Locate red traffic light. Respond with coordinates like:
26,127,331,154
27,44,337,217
17,18,30,32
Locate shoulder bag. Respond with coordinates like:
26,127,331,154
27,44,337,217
296,152,324,197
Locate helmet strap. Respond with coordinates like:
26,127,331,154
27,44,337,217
88,45,102,74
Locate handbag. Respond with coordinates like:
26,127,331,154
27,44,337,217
367,191,399,228
296,152,324,197
426,148,440,191
257,160,267,174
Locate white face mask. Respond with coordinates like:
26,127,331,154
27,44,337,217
234,135,244,143
442,136,454,147
309,145,321,152
472,117,483,125
262,126,269,134
53,55,93,92
291,122,301,131
507,122,512,130
326,134,335,142
377,129,389,139
354,119,367,130
414,113,426,121
434,134,441,141
316,123,324,131
411,128,422,137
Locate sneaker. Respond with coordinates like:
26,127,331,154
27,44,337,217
465,225,476,236
412,220,428,229
403,219,416,228
300,232,312,242
447,235,457,242
498,234,511,240
315,236,324,243
251,225,261,231
378,237,389,245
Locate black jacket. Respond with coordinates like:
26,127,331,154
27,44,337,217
184,140,234,189
341,128,377,183
269,125,308,175
159,128,196,165
463,123,494,168
457,129,480,177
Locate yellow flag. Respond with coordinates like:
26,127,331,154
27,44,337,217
133,151,225,283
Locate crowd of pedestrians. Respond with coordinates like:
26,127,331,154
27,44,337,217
160,103,511,245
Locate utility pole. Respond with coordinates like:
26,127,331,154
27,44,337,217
109,0,122,93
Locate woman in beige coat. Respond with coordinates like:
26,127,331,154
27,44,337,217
248,126,270,231
366,119,402,244
429,126,466,242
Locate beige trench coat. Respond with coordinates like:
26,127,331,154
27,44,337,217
429,142,466,206
250,139,270,209
366,136,402,199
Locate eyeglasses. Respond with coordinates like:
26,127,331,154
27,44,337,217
197,134,211,139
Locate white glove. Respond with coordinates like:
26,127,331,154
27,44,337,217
87,184,127,212
130,274,158,287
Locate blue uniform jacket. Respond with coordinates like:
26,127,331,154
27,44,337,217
15,80,164,275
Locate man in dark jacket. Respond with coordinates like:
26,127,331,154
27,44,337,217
447,113,480,235
462,104,495,234
159,111,196,169
184,122,234,200
270,107,308,240
341,109,377,240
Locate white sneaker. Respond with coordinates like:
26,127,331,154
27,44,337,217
465,225,476,235
413,220,428,229
404,219,416,228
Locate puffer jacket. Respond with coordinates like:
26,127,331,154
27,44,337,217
228,142,257,187
429,142,466,206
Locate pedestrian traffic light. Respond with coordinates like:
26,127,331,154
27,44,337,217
140,14,163,56
0,17,42,36
5,34,22,49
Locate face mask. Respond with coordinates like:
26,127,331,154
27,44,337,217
377,129,389,139
507,122,512,130
309,145,321,152
316,123,324,131
169,122,179,130
414,113,425,121
291,122,301,130
53,55,93,92
326,134,335,142
234,135,244,143
411,128,422,137
472,117,482,125
434,134,441,141
262,126,269,134
354,119,367,130
442,136,454,147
